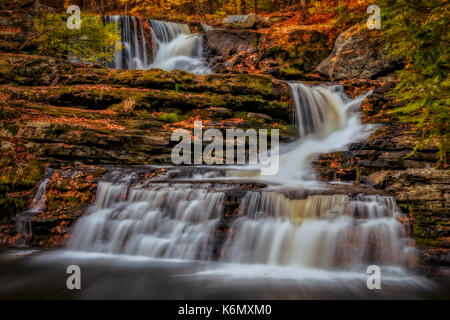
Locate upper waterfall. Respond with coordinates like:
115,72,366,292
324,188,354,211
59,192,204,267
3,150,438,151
103,16,210,75
148,19,211,75
103,15,148,70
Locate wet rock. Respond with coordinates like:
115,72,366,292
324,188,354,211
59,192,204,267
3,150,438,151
419,249,450,266
0,53,294,167
0,53,290,99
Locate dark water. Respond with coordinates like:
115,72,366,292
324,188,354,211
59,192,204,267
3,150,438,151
0,250,448,300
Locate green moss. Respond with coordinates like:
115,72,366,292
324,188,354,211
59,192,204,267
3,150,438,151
12,75,28,85
234,111,248,119
405,203,449,248
0,149,44,224
158,112,182,123
279,67,303,78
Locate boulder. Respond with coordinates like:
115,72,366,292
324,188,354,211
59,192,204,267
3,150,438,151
204,28,259,73
204,26,330,78
316,25,400,80
205,29,258,58
223,13,263,29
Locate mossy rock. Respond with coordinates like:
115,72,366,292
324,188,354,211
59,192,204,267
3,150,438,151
157,112,183,123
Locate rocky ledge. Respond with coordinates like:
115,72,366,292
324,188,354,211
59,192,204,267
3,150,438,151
0,53,294,166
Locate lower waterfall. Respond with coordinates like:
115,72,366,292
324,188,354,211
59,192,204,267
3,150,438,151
67,84,417,274
1,82,437,299
221,192,412,268
68,177,415,270
69,181,224,260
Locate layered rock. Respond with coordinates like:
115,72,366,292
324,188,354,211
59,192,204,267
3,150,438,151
0,52,295,244
0,53,293,166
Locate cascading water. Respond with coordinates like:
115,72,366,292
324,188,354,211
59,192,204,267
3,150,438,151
69,178,225,260
271,83,372,184
148,19,211,74
221,192,414,268
15,168,54,244
225,83,372,184
69,176,415,270
103,16,210,74
68,85,410,269
59,83,437,298
104,15,148,70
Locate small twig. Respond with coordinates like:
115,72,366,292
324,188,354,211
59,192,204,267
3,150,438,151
50,75,60,87
19,30,49,51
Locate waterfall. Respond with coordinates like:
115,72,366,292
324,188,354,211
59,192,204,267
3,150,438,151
67,83,416,275
104,15,148,70
148,19,211,75
268,83,373,184
221,192,413,268
14,168,54,244
68,173,415,270
103,16,210,75
69,178,224,260
289,83,343,139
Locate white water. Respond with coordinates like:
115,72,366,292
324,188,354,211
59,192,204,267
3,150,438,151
104,16,210,75
222,192,414,268
15,168,54,242
224,83,373,186
275,83,373,184
104,15,148,70
68,177,416,271
69,182,224,260
64,81,423,294
148,19,211,74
